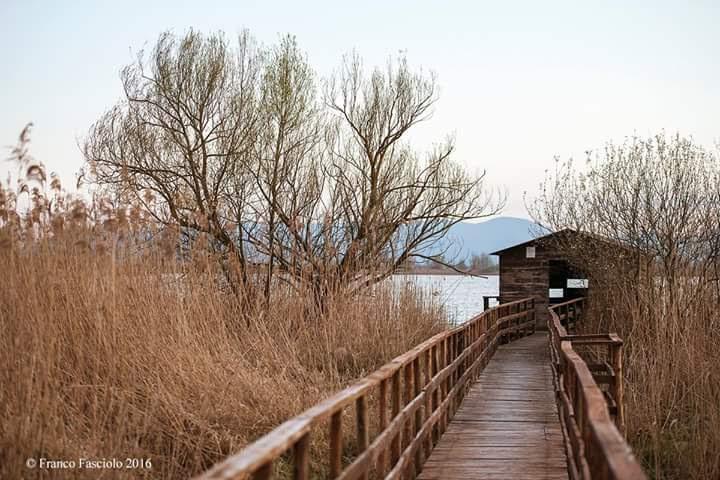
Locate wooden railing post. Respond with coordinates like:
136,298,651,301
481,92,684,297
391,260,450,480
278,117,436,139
431,345,439,446
531,297,536,333
356,396,368,480
525,299,531,336
457,332,466,392
413,356,423,475
391,371,401,466
377,379,388,474
422,349,432,461
403,362,414,454
440,339,448,435
329,411,343,478
294,433,310,480
610,338,626,437
254,462,273,480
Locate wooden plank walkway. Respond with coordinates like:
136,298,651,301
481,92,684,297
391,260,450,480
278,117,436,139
418,332,568,480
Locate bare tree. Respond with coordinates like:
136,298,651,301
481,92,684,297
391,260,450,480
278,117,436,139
84,30,503,310
317,54,503,293
249,53,504,305
248,35,324,306
84,30,262,299
530,134,720,287
528,133,720,477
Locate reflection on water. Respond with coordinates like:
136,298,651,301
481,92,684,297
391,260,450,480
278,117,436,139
391,274,499,324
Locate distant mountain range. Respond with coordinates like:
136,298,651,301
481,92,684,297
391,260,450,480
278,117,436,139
177,216,542,264
422,217,543,262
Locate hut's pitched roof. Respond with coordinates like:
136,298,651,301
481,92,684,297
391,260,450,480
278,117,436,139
489,228,574,256
490,228,638,256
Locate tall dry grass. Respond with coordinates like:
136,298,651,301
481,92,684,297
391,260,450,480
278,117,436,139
581,267,720,479
0,229,447,479
532,134,720,479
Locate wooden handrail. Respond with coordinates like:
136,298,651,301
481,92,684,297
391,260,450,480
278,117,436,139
548,298,645,480
196,297,538,480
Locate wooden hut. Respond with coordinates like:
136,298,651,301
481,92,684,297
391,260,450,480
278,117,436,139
490,229,591,329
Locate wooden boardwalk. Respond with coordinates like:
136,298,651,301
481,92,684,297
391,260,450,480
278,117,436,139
198,297,646,480
418,332,568,480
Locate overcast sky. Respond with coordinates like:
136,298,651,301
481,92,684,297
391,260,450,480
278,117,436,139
1,0,718,218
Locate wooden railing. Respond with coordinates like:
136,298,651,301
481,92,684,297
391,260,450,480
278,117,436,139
196,298,537,480
548,298,646,480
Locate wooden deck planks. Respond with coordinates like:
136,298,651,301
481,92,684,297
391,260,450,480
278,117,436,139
418,333,568,480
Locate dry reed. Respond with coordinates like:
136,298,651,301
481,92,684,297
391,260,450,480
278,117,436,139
0,229,447,479
585,276,720,480
531,134,720,479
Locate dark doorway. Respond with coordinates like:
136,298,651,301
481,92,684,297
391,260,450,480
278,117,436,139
548,260,568,304
549,260,587,304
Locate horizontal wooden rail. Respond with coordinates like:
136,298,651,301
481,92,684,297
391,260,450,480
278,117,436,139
196,298,537,480
548,298,646,480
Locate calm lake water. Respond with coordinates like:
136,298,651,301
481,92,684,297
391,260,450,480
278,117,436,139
391,274,499,324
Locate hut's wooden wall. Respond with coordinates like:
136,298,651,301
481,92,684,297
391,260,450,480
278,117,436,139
498,244,558,328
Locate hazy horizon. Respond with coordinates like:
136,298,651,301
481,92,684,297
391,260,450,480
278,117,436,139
2,0,719,218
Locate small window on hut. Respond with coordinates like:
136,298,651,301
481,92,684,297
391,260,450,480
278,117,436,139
526,246,536,258
567,279,589,289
